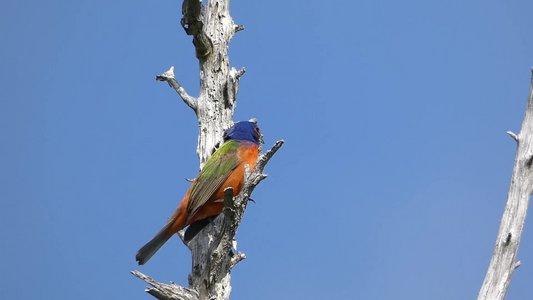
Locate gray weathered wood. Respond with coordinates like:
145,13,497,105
133,1,283,299
478,69,533,300
132,271,199,300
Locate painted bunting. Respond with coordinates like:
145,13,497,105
136,120,261,265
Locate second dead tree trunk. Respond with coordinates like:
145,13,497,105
478,69,533,300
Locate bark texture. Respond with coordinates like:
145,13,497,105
134,1,283,299
478,70,533,300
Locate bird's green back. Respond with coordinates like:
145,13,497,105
186,140,241,221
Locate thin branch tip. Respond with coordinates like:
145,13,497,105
506,131,519,142
229,252,246,269
229,67,246,80
156,66,176,81
237,67,246,78
235,24,245,32
265,140,284,156
131,270,141,277
514,261,521,269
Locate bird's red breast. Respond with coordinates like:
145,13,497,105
168,141,258,233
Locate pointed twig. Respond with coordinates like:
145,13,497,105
131,270,199,300
229,252,246,269
156,66,197,112
234,24,245,33
506,131,519,142
249,140,285,186
234,68,246,79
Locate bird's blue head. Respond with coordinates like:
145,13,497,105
223,120,261,144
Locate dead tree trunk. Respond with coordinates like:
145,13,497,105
478,69,533,300
132,1,283,299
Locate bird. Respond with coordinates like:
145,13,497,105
136,120,261,265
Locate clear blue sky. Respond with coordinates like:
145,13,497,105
1,0,533,299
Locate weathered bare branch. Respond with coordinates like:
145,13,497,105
229,252,246,269
234,24,245,33
132,271,199,300
156,66,197,112
506,130,519,143
233,67,246,79
478,69,533,300
249,140,284,186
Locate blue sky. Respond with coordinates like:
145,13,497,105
1,0,533,299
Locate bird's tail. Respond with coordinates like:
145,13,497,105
136,222,174,265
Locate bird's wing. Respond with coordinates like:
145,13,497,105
186,140,241,223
